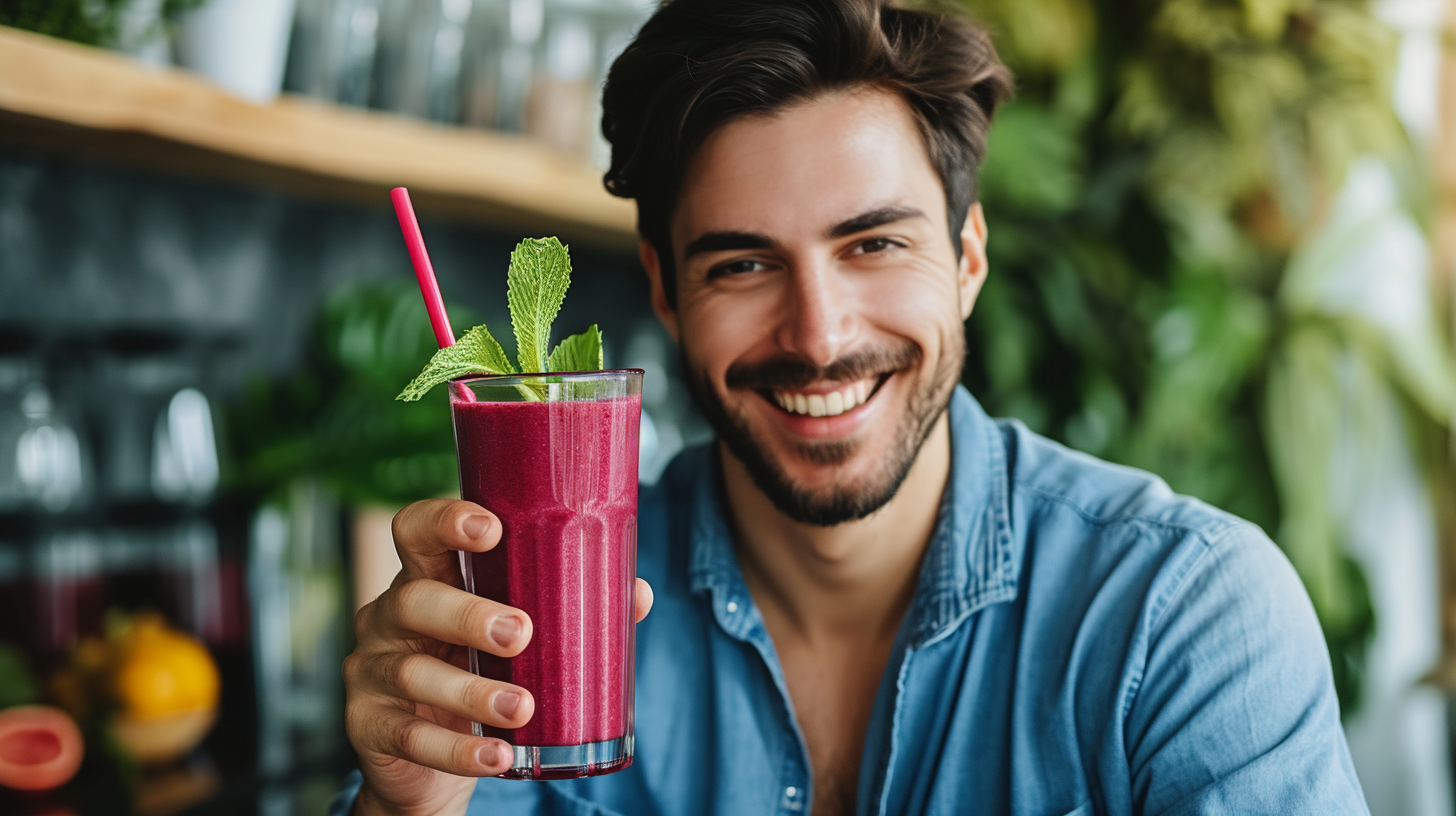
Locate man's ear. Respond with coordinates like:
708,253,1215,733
957,202,989,321
640,240,681,344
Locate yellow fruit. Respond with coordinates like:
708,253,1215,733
113,615,220,720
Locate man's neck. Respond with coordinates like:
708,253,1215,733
719,412,952,643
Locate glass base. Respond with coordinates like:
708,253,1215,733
494,735,634,780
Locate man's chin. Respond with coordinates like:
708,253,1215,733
684,340,962,527
718,431,912,526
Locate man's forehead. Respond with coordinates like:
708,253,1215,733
670,87,945,247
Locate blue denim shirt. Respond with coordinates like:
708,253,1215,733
332,387,1368,815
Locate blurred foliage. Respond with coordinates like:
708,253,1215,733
0,642,38,710
0,0,204,46
224,283,462,507
0,0,129,44
953,0,1456,713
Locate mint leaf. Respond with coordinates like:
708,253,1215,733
547,324,604,373
396,323,516,401
506,237,571,373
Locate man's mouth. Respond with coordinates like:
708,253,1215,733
763,374,889,418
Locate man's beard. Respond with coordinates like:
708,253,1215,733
683,334,963,527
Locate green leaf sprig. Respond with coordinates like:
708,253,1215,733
397,237,604,401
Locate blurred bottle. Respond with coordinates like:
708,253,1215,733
373,0,474,122
162,520,226,648
0,543,25,654
31,531,105,666
525,0,595,155
285,0,383,107
249,481,346,778
587,0,654,167
115,0,172,67
460,0,542,132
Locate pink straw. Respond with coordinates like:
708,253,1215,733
391,187,456,350
391,187,476,403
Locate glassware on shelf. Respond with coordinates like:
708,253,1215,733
525,0,596,156
0,370,88,515
176,0,301,104
587,0,655,167
95,335,218,509
373,0,475,122
115,0,172,67
460,0,542,133
249,481,347,778
31,530,105,664
150,388,220,506
285,0,383,107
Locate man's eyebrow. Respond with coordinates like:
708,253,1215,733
827,206,927,238
682,231,775,260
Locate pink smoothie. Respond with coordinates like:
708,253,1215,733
452,395,640,752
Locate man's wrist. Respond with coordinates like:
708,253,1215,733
352,781,396,816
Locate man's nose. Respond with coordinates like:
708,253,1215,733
775,258,857,366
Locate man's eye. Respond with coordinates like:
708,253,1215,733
708,259,763,278
855,237,902,254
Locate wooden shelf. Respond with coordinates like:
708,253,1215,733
0,25,637,246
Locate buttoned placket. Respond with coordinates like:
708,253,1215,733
687,390,1018,816
706,576,813,814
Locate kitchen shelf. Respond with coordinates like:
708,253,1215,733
0,25,636,246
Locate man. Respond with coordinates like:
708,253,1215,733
335,0,1368,814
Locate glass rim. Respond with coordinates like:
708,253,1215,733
452,368,644,386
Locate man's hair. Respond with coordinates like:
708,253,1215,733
600,0,1013,304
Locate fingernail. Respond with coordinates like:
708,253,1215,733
493,691,521,719
462,514,491,540
477,742,510,770
490,616,521,648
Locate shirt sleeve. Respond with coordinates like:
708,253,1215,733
328,771,364,816
1124,523,1370,815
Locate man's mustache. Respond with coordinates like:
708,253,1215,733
724,342,921,391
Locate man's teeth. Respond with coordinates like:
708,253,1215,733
773,380,873,417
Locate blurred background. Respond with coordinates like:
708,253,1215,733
0,0,1451,813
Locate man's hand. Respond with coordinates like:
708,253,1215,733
344,499,654,816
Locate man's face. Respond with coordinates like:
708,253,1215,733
646,88,988,526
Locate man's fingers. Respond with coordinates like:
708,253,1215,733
354,704,513,777
391,499,501,582
635,578,654,623
370,579,532,657
353,651,535,730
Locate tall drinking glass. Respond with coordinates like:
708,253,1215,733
449,370,642,779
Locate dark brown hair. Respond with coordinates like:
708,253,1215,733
600,0,1013,303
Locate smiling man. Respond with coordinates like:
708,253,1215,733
334,1,1368,815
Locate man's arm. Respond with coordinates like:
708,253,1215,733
1125,524,1368,815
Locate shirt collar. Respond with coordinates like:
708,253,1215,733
687,386,1019,647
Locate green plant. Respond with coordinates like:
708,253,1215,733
951,0,1453,713
0,0,206,46
398,237,604,401
225,282,464,507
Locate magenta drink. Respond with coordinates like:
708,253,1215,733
450,371,642,779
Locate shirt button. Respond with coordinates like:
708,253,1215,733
726,601,738,613
785,786,798,797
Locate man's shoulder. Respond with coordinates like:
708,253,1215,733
986,416,1300,633
994,416,1243,542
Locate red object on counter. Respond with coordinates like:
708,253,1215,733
0,706,84,791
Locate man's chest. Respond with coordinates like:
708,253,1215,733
777,638,897,816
